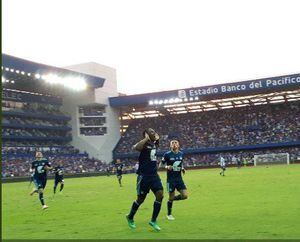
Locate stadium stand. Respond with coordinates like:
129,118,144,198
2,54,109,179
2,54,300,179
114,102,300,154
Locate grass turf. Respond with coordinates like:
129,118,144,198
2,165,300,239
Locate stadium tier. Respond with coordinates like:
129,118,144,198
2,54,118,179
1,54,300,179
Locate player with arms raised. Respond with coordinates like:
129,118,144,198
162,139,188,220
30,151,52,209
126,128,164,231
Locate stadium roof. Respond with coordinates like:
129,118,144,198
109,73,300,120
2,54,105,89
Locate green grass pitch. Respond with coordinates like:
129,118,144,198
2,165,300,239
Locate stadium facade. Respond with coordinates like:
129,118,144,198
2,54,120,163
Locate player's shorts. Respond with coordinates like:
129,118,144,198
221,166,226,170
116,172,122,177
54,175,64,185
136,174,163,195
33,176,47,189
166,178,187,193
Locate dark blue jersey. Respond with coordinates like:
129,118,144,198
162,150,184,180
137,140,159,176
31,158,51,178
115,164,123,175
53,166,64,178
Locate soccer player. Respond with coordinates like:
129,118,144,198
162,139,188,220
115,159,123,187
30,151,52,209
219,155,226,176
53,161,64,194
126,128,163,231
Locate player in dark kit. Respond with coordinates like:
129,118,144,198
115,159,123,187
53,161,64,194
30,151,52,209
162,139,188,220
126,128,164,231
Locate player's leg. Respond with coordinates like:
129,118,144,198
30,178,39,196
149,189,163,231
53,179,58,194
173,180,188,201
59,179,64,192
149,176,164,231
178,189,188,200
40,178,48,209
127,193,147,219
222,167,226,176
126,194,147,229
119,175,122,187
167,191,175,219
166,181,175,218
28,175,33,188
117,175,122,186
126,175,148,228
37,187,47,209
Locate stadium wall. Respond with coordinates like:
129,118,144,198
61,62,120,163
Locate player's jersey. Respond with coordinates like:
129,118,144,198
162,150,184,180
31,158,51,178
115,163,123,175
220,157,226,167
53,166,64,178
137,140,159,176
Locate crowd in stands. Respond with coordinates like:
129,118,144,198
79,117,106,126
2,100,300,178
2,146,82,157
115,102,300,154
79,106,105,116
118,146,300,168
2,156,110,178
3,116,69,127
2,146,299,178
2,140,68,147
3,101,67,116
2,128,71,138
80,127,107,136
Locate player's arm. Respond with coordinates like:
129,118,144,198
133,133,150,151
181,154,186,175
162,154,172,171
44,161,52,171
181,161,186,175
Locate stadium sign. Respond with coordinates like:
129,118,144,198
109,73,300,107
2,89,63,105
180,75,300,99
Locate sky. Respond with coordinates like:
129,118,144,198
2,0,300,95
